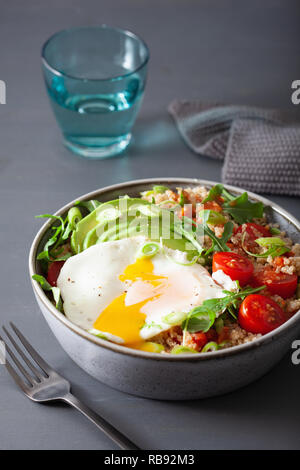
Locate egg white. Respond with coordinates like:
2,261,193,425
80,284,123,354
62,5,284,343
57,236,236,344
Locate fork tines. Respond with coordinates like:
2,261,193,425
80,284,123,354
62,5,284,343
1,322,51,392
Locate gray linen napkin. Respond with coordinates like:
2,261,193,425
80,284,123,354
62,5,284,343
169,100,300,196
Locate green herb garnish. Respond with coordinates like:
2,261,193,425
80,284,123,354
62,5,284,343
222,192,264,224
182,285,266,333
75,199,101,213
203,184,264,224
202,184,224,203
179,191,188,207
36,214,66,262
201,210,233,254
242,235,290,259
32,274,62,312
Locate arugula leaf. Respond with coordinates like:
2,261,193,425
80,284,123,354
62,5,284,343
180,211,233,256
36,206,84,263
222,192,264,224
36,214,65,262
172,216,204,255
201,210,233,254
202,184,224,203
32,274,63,312
221,187,236,202
182,285,266,333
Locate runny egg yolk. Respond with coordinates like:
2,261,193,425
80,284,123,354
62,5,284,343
93,257,167,350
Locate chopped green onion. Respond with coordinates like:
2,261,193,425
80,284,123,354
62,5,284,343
67,207,82,229
140,190,154,197
270,227,281,235
171,346,197,355
198,209,226,226
137,242,160,259
218,341,230,348
160,238,200,266
255,237,286,247
242,234,289,259
201,341,219,353
75,199,101,213
156,199,180,210
162,311,187,326
144,342,165,353
88,329,109,340
153,185,169,194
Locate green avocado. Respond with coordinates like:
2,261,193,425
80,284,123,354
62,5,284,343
71,198,151,253
71,196,200,258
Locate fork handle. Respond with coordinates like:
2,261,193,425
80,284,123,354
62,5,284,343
62,392,140,450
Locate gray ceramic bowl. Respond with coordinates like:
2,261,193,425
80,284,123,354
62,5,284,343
29,178,300,400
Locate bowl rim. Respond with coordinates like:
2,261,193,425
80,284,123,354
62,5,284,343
29,177,300,361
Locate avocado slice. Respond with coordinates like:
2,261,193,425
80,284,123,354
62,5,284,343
71,198,151,253
71,196,201,259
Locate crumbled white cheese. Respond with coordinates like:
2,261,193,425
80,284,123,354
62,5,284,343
212,269,238,292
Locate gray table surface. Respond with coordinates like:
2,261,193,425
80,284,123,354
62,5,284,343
1,0,300,450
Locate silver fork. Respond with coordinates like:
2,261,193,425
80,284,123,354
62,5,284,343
1,322,139,450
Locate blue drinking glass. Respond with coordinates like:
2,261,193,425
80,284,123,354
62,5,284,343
41,26,149,158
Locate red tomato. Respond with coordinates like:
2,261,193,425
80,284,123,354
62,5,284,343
217,326,230,344
47,261,65,287
251,267,298,299
190,332,208,351
235,223,271,238
239,294,286,334
206,329,218,342
235,223,271,251
212,252,254,286
203,200,223,213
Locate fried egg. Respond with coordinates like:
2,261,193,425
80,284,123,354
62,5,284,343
57,236,235,351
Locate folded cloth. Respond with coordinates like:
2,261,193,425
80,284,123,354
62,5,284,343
168,100,300,196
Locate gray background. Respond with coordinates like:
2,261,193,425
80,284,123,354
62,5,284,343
1,0,300,450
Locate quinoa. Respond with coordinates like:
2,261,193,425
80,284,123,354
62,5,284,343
152,326,183,353
44,183,300,355
227,324,262,346
145,185,300,353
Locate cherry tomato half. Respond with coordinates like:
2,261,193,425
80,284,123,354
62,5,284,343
251,267,298,299
235,223,271,251
239,294,286,334
47,261,65,287
190,332,208,351
212,252,254,286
